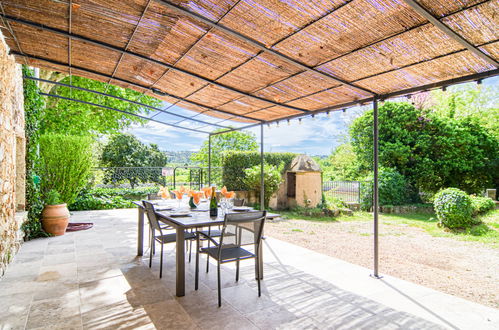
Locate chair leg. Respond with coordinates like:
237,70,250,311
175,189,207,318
217,262,222,307
235,259,240,282
189,239,193,263
160,243,164,279
206,240,210,273
149,237,153,268
256,256,261,297
195,236,200,290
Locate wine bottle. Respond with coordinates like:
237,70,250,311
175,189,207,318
209,186,218,217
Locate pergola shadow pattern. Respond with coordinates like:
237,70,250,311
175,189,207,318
0,0,498,130
0,209,451,329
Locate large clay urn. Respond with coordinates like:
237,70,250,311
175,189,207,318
42,204,70,236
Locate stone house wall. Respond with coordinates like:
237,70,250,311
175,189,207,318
0,30,27,277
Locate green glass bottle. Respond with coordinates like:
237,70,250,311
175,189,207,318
209,186,218,217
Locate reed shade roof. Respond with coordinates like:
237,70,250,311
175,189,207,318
1,0,498,125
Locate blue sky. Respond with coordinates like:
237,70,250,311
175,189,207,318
126,78,498,156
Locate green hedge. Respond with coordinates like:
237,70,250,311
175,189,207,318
222,151,296,190
69,186,159,211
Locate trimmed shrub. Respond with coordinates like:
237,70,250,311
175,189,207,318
243,163,283,208
360,167,413,210
222,151,296,191
434,188,474,228
470,196,495,215
68,186,158,211
39,134,94,205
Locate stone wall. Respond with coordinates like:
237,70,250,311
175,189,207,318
0,30,27,277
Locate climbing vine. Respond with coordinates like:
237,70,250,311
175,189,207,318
21,66,47,239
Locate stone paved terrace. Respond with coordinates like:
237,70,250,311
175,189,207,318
1,209,498,330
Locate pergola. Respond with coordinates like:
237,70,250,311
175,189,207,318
1,0,498,277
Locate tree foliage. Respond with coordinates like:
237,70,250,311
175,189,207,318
430,85,499,137
324,143,361,181
41,74,161,135
350,102,499,194
101,133,168,187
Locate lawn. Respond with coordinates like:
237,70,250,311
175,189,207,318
278,209,499,248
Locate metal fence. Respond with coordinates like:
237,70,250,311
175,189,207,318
90,166,223,189
323,180,362,203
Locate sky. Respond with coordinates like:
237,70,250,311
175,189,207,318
126,77,498,156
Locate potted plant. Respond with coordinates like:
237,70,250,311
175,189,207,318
41,189,70,236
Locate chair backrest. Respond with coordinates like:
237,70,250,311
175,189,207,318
142,200,163,233
233,198,245,207
218,211,266,258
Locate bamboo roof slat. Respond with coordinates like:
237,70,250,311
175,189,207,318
318,24,465,82
219,0,349,47
287,85,371,111
273,0,426,67
153,70,208,98
254,71,341,103
417,0,484,18
217,96,275,113
113,55,166,87
1,0,68,30
216,52,302,93
187,84,242,108
441,1,499,45
71,0,147,49
130,1,210,65
356,50,495,94
169,0,239,22
480,43,499,60
174,29,260,80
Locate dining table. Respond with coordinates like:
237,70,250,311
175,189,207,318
133,199,266,297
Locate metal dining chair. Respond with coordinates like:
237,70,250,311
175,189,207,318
195,211,267,307
142,201,196,278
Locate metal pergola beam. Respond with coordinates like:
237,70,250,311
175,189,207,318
402,0,499,67
210,68,499,135
12,51,263,123
0,14,308,114
157,0,376,96
40,92,211,134
24,76,231,129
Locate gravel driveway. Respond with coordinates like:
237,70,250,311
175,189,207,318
265,218,499,309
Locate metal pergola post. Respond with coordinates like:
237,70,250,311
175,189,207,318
208,134,212,186
260,124,265,211
372,98,381,279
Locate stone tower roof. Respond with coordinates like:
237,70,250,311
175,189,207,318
288,154,321,172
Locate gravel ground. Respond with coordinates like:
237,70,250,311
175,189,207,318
265,218,499,309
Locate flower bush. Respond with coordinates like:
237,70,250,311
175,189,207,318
434,188,474,228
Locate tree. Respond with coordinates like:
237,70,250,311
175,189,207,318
40,73,162,135
191,129,259,184
101,133,168,187
350,102,499,194
430,85,499,138
326,143,361,181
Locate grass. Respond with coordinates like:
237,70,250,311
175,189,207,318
279,209,499,248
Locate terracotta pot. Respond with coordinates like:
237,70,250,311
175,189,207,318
42,204,70,236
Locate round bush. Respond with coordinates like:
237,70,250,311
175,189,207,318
470,196,495,215
434,188,474,228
